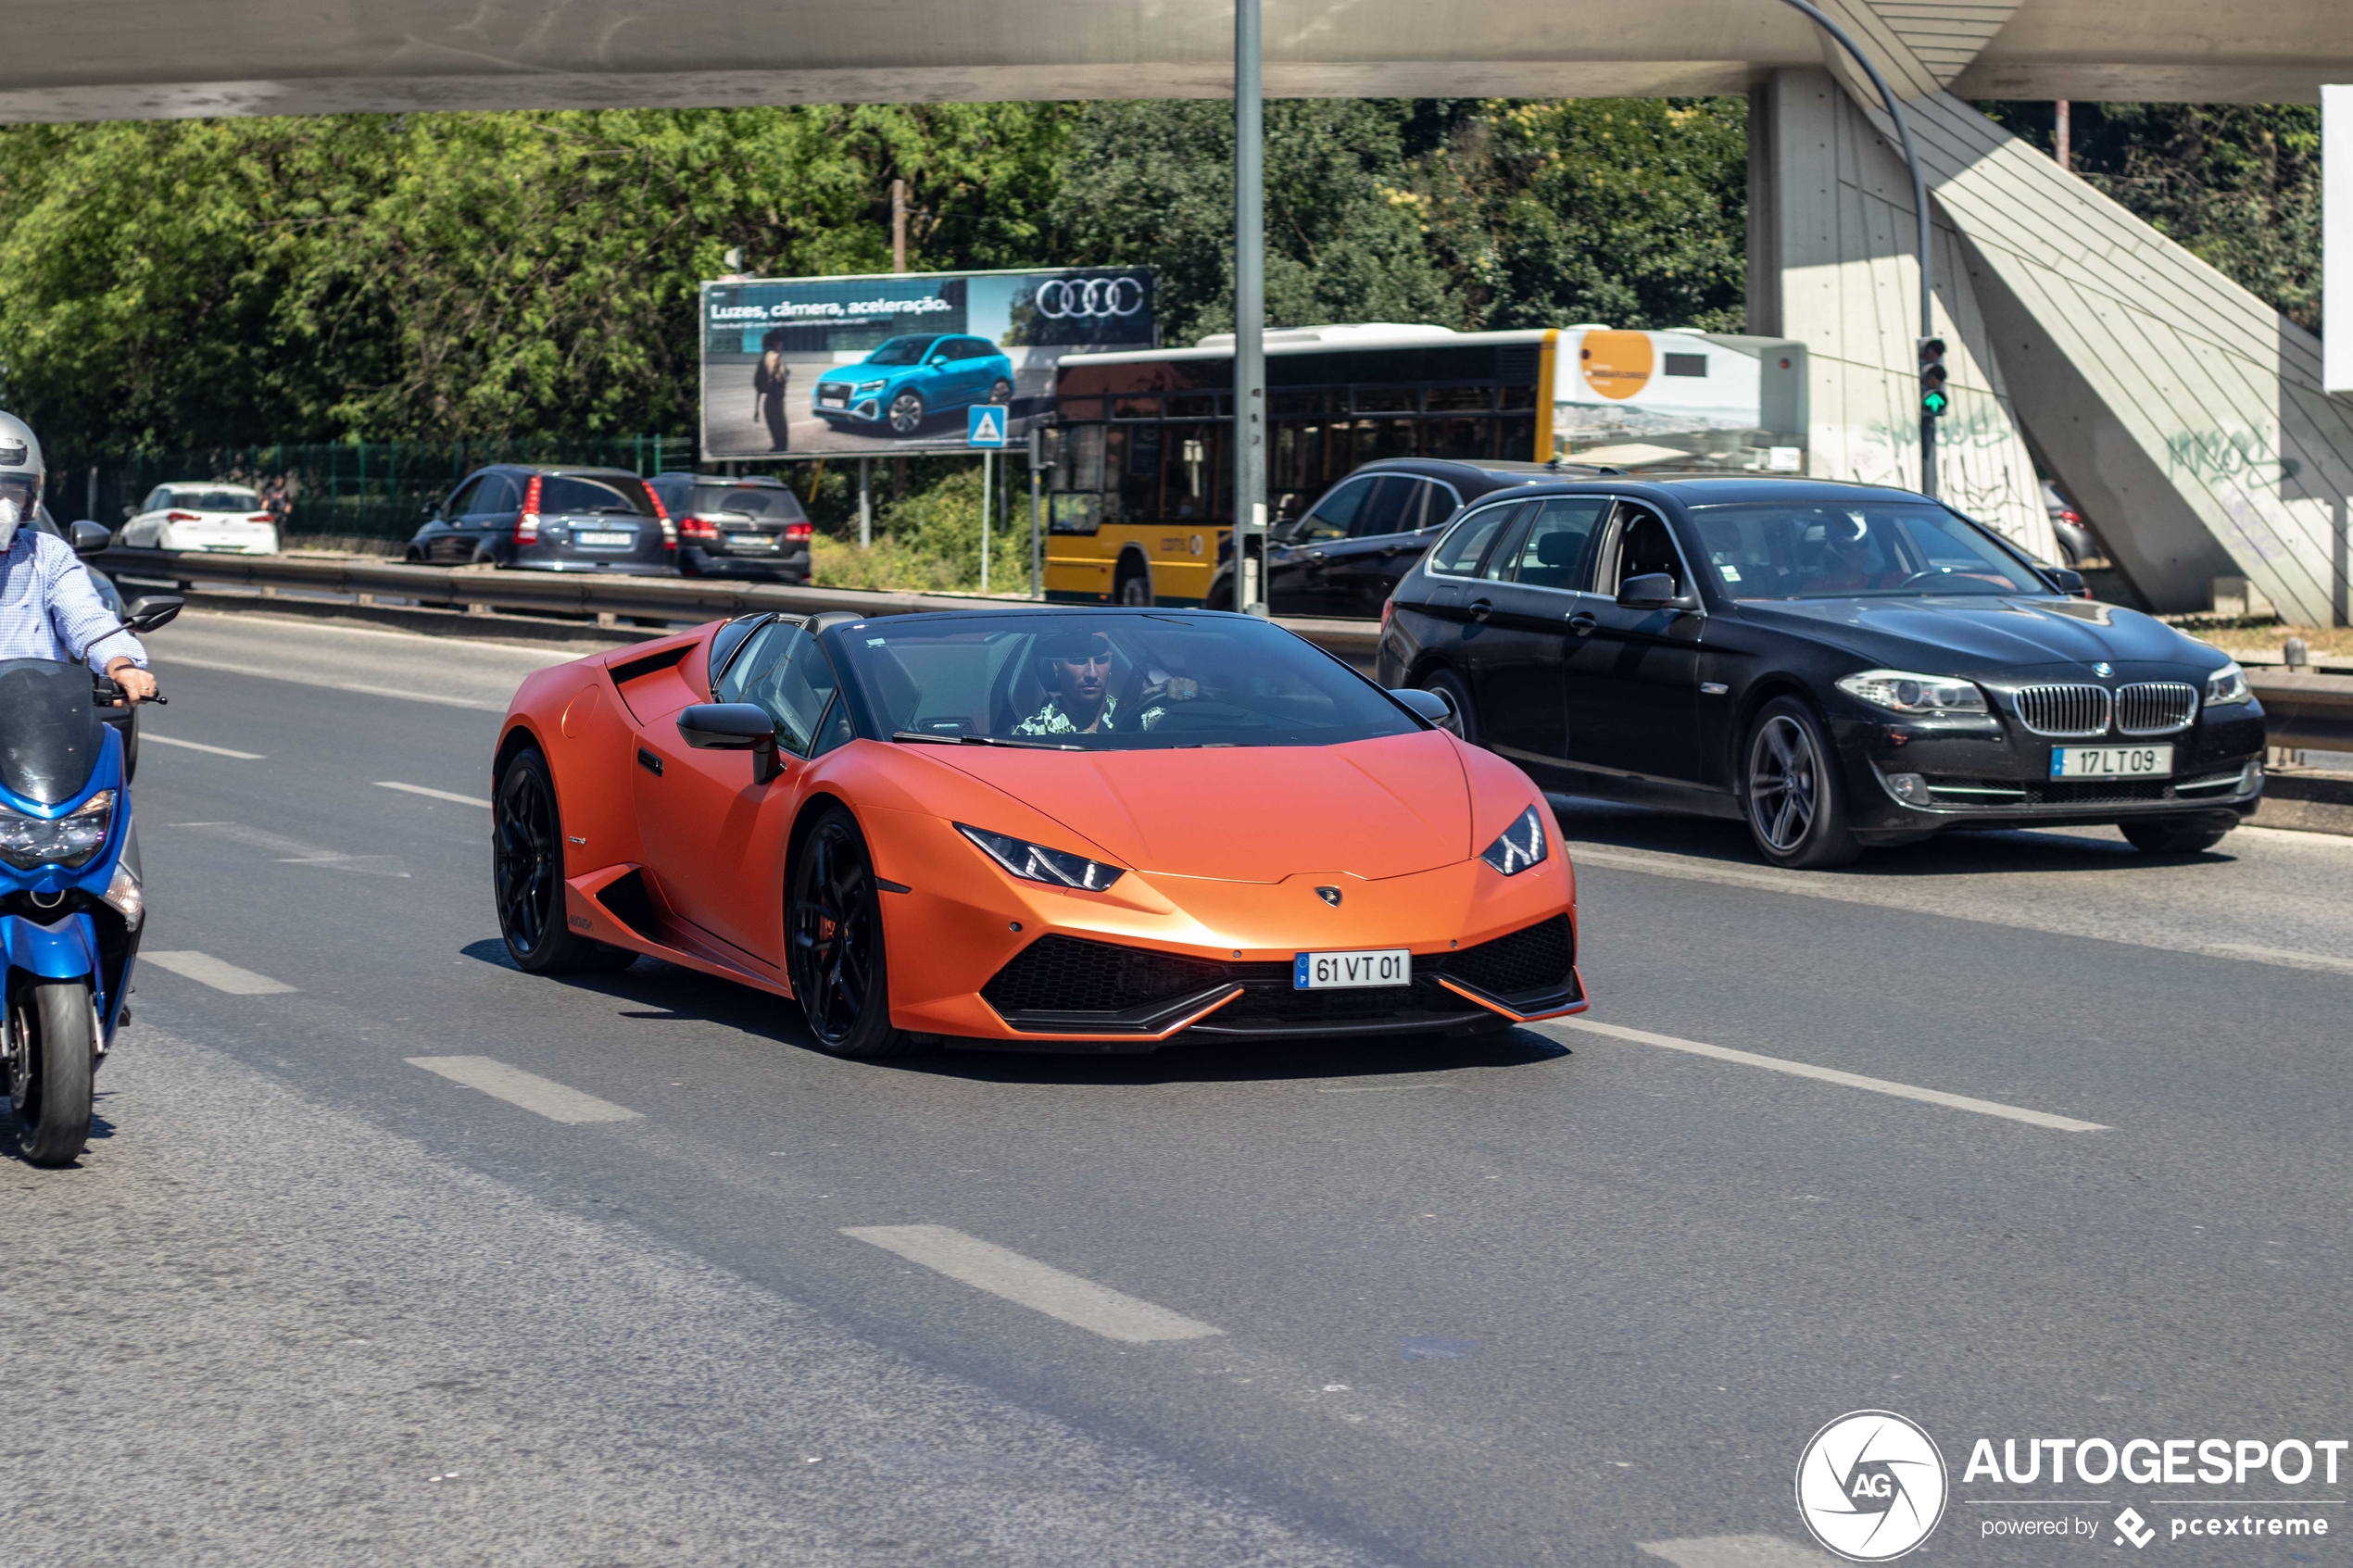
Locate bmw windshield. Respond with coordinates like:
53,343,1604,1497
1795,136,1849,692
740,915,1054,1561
1688,501,2047,598
861,336,937,368
836,612,1423,750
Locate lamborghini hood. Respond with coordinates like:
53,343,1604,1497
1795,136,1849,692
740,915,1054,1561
910,730,1475,883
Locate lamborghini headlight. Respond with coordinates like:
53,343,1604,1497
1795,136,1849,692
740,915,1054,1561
2204,660,2251,707
0,790,114,870
957,823,1126,892
1835,669,1988,716
1479,805,1549,876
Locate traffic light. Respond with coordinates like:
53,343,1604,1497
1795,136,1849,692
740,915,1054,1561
1919,337,1949,419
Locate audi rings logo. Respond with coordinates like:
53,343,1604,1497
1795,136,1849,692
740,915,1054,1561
1795,1411,1949,1562
1034,276,1145,320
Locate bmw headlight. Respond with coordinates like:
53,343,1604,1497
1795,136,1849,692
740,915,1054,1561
957,823,1126,892
1835,669,1988,716
2205,660,2251,707
0,790,114,870
1479,805,1549,876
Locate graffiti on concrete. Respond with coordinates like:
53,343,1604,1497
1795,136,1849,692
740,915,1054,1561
2167,428,2301,487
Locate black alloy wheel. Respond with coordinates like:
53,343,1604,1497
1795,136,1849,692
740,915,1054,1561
887,392,926,435
787,808,917,1058
8,981,94,1167
1742,696,1860,869
1413,667,1476,743
494,746,635,974
987,378,1013,404
2120,817,2233,856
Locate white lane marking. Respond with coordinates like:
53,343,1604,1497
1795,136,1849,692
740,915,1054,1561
1567,842,2353,979
153,654,501,710
1638,1536,1837,1568
842,1224,1224,1344
406,1056,641,1124
141,734,264,759
1556,1018,2108,1133
171,821,410,877
140,950,296,996
1315,1082,1455,1094
376,781,493,809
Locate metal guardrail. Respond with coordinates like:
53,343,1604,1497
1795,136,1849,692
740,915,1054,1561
102,546,1385,665
105,547,2345,743
2248,671,2353,750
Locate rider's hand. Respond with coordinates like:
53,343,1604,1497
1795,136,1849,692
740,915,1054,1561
104,659,157,706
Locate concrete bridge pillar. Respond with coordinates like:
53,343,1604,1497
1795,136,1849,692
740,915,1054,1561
1752,63,2353,625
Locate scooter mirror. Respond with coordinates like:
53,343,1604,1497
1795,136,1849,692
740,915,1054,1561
69,521,112,558
125,595,184,633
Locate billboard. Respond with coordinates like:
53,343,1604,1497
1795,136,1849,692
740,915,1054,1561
700,267,1155,460
1547,328,1808,473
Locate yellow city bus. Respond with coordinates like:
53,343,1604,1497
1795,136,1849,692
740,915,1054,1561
1039,324,1806,606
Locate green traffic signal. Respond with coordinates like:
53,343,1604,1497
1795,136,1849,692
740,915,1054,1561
1921,387,1950,417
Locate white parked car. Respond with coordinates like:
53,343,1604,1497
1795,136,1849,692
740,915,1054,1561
121,483,280,554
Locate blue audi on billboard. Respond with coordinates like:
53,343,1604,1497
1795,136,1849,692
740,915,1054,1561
812,333,1016,436
698,268,1155,460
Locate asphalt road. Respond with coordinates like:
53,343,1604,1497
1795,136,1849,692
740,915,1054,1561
9,608,2351,1567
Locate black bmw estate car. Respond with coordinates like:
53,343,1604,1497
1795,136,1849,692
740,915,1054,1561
1375,476,2266,868
408,465,677,575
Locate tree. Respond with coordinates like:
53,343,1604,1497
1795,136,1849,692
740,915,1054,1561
1977,101,2321,330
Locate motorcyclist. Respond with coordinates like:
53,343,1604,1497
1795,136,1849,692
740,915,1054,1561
0,412,156,704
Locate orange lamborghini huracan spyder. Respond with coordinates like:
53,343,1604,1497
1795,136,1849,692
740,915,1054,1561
491,608,1587,1057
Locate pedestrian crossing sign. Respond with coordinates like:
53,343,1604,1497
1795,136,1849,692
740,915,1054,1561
967,405,1008,447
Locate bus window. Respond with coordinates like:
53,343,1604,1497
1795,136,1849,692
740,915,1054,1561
1051,495,1102,534
1119,423,1161,521
1165,425,1217,521
1352,418,1418,467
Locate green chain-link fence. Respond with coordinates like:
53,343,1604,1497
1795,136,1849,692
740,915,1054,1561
45,436,698,548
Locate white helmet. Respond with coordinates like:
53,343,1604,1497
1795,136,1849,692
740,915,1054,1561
0,410,41,535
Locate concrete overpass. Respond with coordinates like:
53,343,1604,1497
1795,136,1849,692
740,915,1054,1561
11,1,2353,621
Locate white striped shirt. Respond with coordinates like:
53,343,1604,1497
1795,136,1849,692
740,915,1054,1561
0,529,146,672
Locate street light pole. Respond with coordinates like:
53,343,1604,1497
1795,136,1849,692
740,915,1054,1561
1232,0,1268,614
1776,0,1940,497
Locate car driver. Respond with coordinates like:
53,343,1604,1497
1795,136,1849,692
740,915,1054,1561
1013,630,1197,737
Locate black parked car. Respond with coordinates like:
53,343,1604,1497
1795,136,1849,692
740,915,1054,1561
1207,458,1555,619
406,465,676,574
1376,476,2266,868
647,471,813,583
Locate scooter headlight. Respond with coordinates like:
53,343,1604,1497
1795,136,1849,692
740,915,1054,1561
0,790,114,870
104,859,144,928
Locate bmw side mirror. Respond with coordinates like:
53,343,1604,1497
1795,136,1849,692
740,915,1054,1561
1617,572,1681,609
676,703,784,783
1390,685,1459,733
69,521,112,558
124,595,182,633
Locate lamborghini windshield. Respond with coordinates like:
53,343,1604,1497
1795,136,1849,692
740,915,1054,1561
1687,501,2046,598
836,611,1422,750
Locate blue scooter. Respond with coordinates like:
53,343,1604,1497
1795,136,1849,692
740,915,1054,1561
1,593,181,1164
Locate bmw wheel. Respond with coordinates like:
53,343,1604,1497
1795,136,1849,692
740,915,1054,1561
494,746,636,973
2120,817,2232,856
887,391,925,435
1413,668,1476,743
787,808,917,1058
1742,696,1859,869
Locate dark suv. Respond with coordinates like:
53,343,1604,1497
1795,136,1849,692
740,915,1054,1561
407,465,677,574
647,472,813,583
1207,458,1554,619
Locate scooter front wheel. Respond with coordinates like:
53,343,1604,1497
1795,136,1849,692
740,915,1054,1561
9,981,94,1167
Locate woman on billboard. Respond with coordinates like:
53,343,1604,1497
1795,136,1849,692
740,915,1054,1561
753,328,792,451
